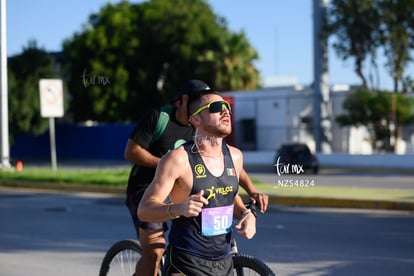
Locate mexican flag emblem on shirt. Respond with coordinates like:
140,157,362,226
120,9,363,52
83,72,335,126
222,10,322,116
226,168,236,176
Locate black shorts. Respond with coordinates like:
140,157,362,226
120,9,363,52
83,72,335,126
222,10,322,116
165,246,234,276
125,189,168,236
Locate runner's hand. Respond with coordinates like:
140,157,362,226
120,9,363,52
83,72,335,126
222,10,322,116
180,190,209,217
250,193,269,213
235,211,256,239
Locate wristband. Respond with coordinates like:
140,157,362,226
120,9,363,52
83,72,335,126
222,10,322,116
167,204,178,219
241,209,251,217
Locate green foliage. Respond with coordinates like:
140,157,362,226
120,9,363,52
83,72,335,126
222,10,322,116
325,0,414,92
336,89,414,151
7,41,58,144
62,0,260,123
197,32,260,91
325,0,380,88
326,0,414,152
378,0,414,92
63,1,140,122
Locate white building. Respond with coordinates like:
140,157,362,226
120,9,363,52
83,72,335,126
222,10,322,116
222,86,414,154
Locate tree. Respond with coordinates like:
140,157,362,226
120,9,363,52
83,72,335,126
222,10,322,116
325,0,414,92
8,41,58,144
324,0,381,89
325,0,414,152
378,0,414,93
196,32,259,91
336,89,414,152
62,1,140,123
62,0,260,123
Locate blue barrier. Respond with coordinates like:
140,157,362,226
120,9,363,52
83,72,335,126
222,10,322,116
10,123,135,161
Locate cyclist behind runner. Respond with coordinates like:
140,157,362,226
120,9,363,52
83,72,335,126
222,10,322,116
138,91,256,275
124,79,268,276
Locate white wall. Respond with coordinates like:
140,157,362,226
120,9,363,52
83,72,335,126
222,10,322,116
223,87,414,154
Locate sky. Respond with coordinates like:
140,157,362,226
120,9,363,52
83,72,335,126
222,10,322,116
5,0,409,90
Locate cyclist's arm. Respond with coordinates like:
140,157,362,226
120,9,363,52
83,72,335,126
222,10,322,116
124,109,161,168
124,138,160,168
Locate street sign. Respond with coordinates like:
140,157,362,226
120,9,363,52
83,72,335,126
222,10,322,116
39,79,64,170
39,79,64,118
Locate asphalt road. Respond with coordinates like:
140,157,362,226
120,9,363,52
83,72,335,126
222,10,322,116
1,188,413,276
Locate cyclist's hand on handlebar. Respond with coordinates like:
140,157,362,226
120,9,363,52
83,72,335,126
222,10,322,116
235,211,256,239
180,190,209,218
250,193,269,213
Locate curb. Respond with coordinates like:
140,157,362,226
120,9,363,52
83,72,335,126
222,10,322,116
2,181,414,212
270,196,414,211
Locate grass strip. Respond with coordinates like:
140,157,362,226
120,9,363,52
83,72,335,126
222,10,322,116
0,168,129,186
1,169,413,204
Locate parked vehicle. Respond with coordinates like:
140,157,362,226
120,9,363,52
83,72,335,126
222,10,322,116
274,143,319,174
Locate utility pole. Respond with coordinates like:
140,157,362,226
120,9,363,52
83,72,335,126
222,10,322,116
313,0,332,153
0,0,11,168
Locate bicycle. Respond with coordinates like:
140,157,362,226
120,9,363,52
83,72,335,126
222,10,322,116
99,203,276,276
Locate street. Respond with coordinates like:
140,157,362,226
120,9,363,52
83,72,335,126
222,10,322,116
0,188,413,276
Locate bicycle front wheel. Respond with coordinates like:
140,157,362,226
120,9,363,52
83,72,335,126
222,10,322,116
99,239,142,276
233,254,276,276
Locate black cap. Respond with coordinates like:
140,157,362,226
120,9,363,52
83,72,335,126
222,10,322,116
179,79,217,102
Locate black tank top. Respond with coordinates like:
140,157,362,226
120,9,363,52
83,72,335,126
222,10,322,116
168,142,239,260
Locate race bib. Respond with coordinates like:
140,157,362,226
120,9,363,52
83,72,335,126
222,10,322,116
201,204,233,236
